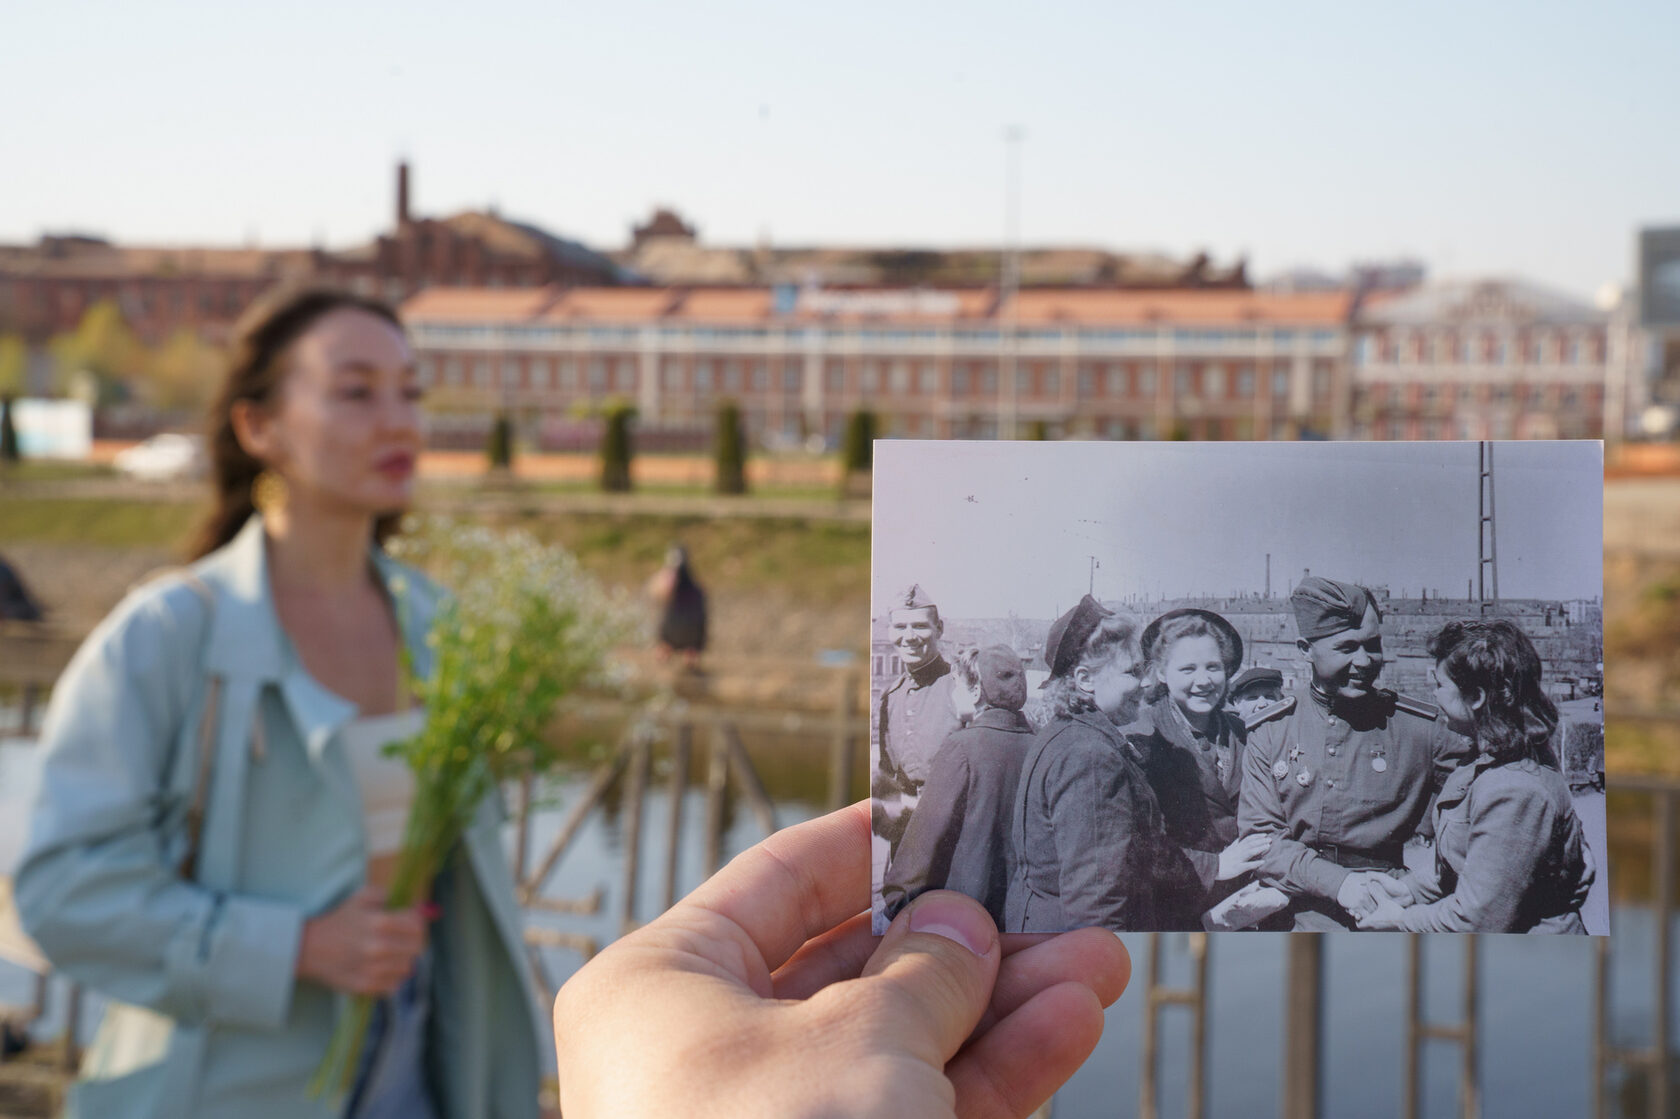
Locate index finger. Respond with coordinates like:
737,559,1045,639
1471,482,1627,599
681,801,871,975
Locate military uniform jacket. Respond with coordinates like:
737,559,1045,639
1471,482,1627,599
881,707,1035,927
878,657,963,795
1005,711,1203,934
1397,734,1593,933
1238,687,1471,906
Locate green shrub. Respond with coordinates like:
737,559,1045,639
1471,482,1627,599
714,400,748,495
600,404,635,492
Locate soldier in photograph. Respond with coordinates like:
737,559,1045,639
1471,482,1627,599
874,583,964,855
1225,665,1285,722
1237,576,1473,931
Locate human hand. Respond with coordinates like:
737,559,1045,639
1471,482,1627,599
1363,873,1413,906
553,802,1132,1119
1215,833,1272,881
1355,896,1409,931
1335,874,1382,921
295,886,433,997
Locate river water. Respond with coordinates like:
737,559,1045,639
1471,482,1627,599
3,733,1676,1117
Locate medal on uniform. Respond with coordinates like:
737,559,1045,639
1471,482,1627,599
1372,756,1388,773
1272,759,1289,780
1287,745,1303,763
1296,768,1313,787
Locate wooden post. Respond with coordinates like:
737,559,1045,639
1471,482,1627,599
619,734,649,937
1282,934,1322,1119
663,724,691,911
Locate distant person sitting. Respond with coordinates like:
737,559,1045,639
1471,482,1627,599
882,644,1034,926
0,554,43,621
650,545,707,670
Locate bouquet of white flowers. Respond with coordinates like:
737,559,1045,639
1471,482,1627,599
311,517,638,1097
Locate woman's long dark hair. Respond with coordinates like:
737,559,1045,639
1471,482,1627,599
187,286,407,560
1427,618,1559,765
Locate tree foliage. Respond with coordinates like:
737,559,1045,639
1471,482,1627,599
599,403,635,492
145,327,224,411
841,409,875,475
0,334,26,398
714,400,747,495
487,411,515,471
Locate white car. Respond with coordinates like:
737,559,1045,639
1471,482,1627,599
112,433,207,481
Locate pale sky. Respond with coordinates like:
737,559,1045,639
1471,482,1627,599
873,440,1602,620
4,1,1677,299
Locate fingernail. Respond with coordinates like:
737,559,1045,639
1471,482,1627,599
422,903,442,920
908,894,995,957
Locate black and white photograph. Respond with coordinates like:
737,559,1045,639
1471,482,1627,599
870,439,1607,937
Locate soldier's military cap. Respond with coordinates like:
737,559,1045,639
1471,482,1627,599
892,583,937,611
977,644,1028,712
1140,608,1244,675
1290,576,1383,641
1228,665,1285,697
1042,593,1114,681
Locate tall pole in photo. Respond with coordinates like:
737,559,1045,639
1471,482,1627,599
999,125,1023,440
1477,441,1499,615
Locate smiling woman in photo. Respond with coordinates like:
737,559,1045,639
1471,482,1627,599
1123,609,1271,930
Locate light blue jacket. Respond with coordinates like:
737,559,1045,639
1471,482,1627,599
17,516,543,1118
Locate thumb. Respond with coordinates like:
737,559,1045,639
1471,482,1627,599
852,891,1001,1069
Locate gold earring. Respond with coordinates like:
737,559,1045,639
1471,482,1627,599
252,470,289,515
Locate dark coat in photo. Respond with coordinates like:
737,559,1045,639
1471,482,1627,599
880,707,1036,926
1006,711,1203,933
1238,687,1472,930
1122,695,1249,928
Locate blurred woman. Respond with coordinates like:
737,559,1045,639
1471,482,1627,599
1006,595,1203,933
1124,609,1271,929
1357,618,1594,934
17,287,540,1117
651,545,707,670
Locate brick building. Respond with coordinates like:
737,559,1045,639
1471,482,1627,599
402,285,1353,448
0,163,624,347
1349,279,1612,440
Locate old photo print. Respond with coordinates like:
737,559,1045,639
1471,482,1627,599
869,440,1606,936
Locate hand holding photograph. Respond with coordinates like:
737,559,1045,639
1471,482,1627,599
869,439,1606,936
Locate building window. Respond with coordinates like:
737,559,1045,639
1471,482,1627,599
559,357,576,390
473,359,490,387
752,362,769,391
1174,367,1191,397
861,361,880,393
918,364,936,394
981,366,998,394
1044,369,1060,396
783,361,802,394
1078,366,1097,398
1236,366,1255,397
662,358,682,390
1313,367,1331,399
696,359,714,391
501,358,519,387
825,360,844,393
953,367,971,395
722,360,742,392
1139,366,1157,396
891,361,911,394
1205,366,1226,397
1272,368,1290,397
1016,369,1031,394
589,358,607,391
